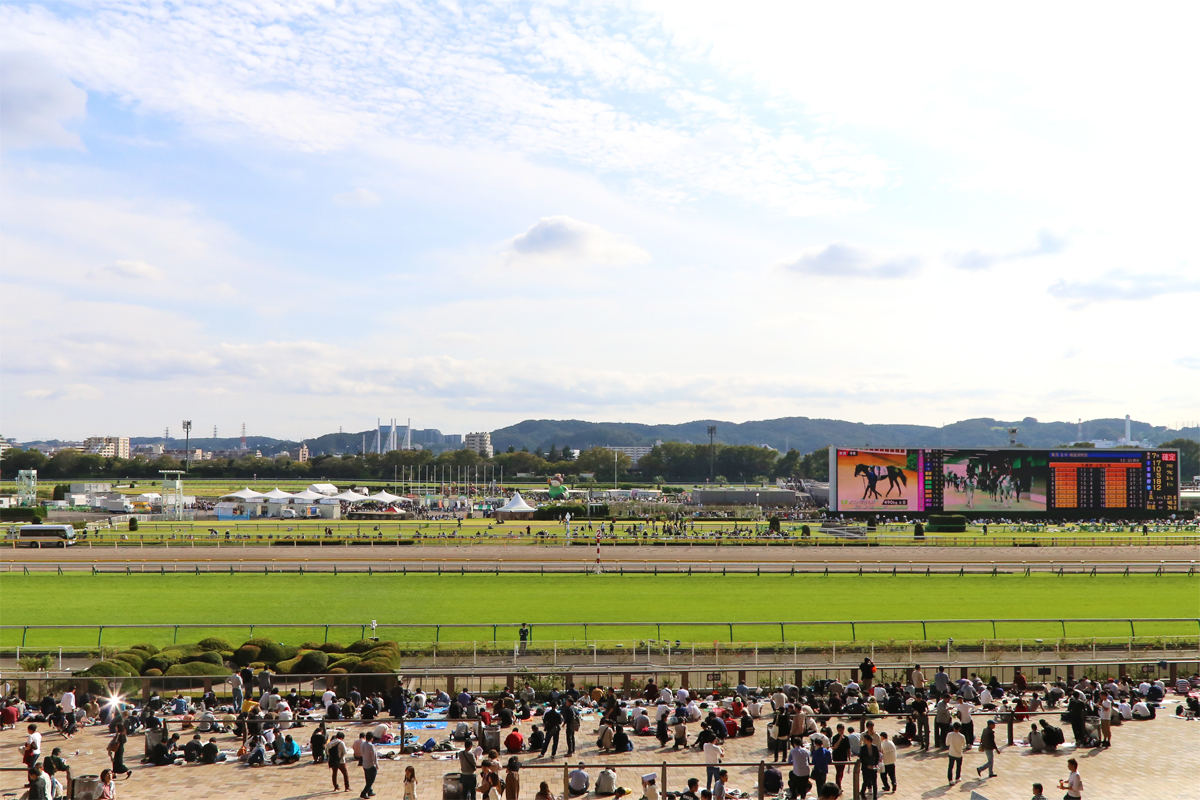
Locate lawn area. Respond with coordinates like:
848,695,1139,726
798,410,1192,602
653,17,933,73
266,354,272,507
1,573,1196,649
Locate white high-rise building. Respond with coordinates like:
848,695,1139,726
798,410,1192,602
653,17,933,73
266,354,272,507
464,431,494,458
83,436,130,459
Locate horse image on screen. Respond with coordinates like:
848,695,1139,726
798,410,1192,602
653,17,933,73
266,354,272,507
836,448,923,512
939,450,1048,512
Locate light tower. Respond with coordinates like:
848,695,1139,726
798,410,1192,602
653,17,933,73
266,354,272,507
706,425,717,481
181,420,193,470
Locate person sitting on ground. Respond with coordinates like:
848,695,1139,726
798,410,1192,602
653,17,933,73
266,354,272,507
245,734,267,767
200,737,225,763
41,747,70,794
1132,699,1153,719
183,734,204,762
641,773,659,800
612,725,631,753
149,733,180,766
568,763,589,796
535,781,558,800
597,721,615,752
504,726,524,753
274,734,301,764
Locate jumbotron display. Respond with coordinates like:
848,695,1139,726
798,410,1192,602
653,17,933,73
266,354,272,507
831,447,1178,515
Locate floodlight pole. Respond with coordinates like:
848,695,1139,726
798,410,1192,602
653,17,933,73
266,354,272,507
707,425,717,481
182,420,193,471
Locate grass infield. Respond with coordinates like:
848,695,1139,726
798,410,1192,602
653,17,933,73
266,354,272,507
1,573,1196,649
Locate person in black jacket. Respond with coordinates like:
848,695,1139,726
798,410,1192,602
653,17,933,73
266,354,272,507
541,706,562,757
975,720,1000,778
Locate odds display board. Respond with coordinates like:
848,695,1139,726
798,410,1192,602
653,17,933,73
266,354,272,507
830,447,1178,515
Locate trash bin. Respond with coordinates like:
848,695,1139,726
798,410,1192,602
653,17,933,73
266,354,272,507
73,775,103,800
144,727,166,757
443,772,465,800
482,725,500,751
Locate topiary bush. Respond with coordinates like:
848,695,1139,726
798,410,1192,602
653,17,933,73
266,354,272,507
328,656,361,672
197,637,233,652
233,645,262,667
242,638,287,664
318,642,346,654
183,651,224,667
165,661,228,677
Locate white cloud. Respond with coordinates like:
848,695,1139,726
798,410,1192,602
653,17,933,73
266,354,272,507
506,216,649,266
949,230,1066,271
91,259,164,281
0,51,87,149
332,187,381,207
1048,272,1200,307
781,243,919,279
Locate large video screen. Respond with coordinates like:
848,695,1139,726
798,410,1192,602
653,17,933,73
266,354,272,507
931,449,1049,512
832,447,1179,515
834,448,924,512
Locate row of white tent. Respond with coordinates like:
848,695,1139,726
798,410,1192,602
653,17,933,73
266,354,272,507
219,486,410,504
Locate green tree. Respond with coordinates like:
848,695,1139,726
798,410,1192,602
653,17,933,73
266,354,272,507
1159,438,1200,481
575,448,632,480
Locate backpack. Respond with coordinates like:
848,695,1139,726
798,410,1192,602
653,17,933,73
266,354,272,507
763,768,782,794
454,722,471,741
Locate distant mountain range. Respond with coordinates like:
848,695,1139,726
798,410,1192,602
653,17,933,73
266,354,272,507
489,416,1199,453
17,417,1198,457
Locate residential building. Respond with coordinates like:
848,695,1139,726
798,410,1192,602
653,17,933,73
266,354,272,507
464,431,494,458
83,435,131,459
297,442,310,463
604,443,659,465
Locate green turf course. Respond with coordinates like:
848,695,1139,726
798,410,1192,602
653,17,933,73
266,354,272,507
2,573,1197,649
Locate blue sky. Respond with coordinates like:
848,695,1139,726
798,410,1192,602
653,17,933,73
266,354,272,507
2,1,1198,441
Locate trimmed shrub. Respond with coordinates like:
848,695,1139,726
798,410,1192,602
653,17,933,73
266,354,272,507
183,651,224,667
111,652,146,673
197,637,233,652
346,639,378,654
328,667,348,675
351,658,394,674
232,645,261,667
143,668,163,677
318,642,346,654
165,661,227,677
327,656,361,672
143,653,182,673
128,643,159,655
78,660,135,678
242,639,287,664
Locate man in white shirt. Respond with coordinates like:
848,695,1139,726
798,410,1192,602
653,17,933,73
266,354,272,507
771,689,788,711
872,685,887,703
911,665,926,691
878,731,898,792
956,699,975,747
322,689,337,709
1132,700,1152,719
24,724,42,766
1100,695,1113,747
978,687,993,708
676,687,690,705
945,722,966,784
1117,700,1133,720
59,690,76,716
703,740,724,789
1058,758,1082,799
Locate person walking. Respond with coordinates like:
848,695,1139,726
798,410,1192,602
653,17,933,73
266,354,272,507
809,737,831,791
786,737,811,800
328,731,351,793
359,733,378,798
830,724,850,788
703,739,724,790
946,723,965,784
107,725,131,779
975,720,1000,779
1100,693,1113,747
933,698,951,749
878,732,897,793
1057,758,1083,799
857,734,879,800
562,700,577,757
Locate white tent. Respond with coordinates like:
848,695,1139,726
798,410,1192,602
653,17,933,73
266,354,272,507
222,488,266,501
263,488,295,500
497,492,535,513
367,490,403,504
308,483,339,496
290,489,324,502
331,490,369,503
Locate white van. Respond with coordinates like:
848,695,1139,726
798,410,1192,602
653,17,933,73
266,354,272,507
17,524,78,548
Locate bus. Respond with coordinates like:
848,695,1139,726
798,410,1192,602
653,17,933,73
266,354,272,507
17,524,78,548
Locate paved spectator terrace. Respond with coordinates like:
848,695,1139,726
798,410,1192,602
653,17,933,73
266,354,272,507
3,696,1196,800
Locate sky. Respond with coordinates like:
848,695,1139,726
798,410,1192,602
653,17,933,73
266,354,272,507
2,1,1198,442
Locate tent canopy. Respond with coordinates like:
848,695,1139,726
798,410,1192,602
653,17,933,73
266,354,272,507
221,488,266,501
497,492,535,513
308,483,339,496
289,489,323,502
367,490,403,504
331,490,369,502
263,488,294,500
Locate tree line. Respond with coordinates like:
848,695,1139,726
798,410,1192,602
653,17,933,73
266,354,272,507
0,442,832,483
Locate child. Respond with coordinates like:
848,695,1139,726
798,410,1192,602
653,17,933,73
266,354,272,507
404,765,418,800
